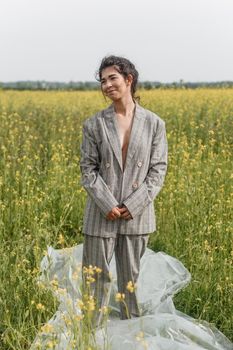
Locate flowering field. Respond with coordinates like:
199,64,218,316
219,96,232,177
0,89,232,348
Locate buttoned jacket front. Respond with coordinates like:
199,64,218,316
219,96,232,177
80,102,168,237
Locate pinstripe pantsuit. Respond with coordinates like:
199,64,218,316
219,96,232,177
82,233,149,323
80,101,168,323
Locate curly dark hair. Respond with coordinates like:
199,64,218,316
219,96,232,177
96,55,139,100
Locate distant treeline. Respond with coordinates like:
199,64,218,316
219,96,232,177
0,80,233,90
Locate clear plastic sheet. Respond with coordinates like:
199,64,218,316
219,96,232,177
30,245,232,350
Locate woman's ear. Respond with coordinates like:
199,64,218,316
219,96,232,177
126,74,133,85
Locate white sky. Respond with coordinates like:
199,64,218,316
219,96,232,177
1,0,233,82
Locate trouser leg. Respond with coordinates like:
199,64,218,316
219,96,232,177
82,234,115,326
115,234,149,319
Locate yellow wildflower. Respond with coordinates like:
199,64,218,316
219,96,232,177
94,266,102,274
115,292,125,302
126,281,137,293
36,303,45,311
46,340,57,349
76,299,84,310
99,306,108,315
136,331,144,341
72,271,79,280
83,265,95,275
41,323,54,333
50,279,58,289
57,233,65,245
75,314,84,321
87,296,95,311
86,275,95,284
136,331,148,348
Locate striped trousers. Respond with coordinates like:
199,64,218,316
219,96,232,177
82,234,149,325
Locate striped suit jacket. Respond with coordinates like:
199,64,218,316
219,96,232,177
80,102,168,237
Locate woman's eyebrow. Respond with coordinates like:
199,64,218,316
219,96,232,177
101,74,117,82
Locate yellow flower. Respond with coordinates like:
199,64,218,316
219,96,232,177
126,281,137,293
72,271,79,280
56,287,67,296
58,233,65,245
41,323,54,333
87,296,95,311
99,306,108,315
115,292,125,302
76,299,84,310
136,331,144,340
64,316,72,326
75,314,84,321
86,275,95,284
36,280,46,289
83,265,95,275
46,340,57,349
36,303,45,311
136,330,149,348
70,340,77,347
94,266,102,274
50,279,58,289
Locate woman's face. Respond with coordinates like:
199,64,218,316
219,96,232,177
100,66,132,101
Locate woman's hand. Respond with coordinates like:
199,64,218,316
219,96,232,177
106,206,132,221
106,207,122,221
117,206,133,220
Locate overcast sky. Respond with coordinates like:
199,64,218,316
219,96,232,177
1,0,233,82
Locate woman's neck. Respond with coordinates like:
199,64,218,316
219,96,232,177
113,95,135,117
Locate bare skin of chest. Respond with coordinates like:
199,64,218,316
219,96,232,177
115,113,134,168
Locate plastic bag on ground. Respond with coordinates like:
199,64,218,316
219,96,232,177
30,244,232,350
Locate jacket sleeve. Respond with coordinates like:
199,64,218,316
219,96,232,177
80,120,119,217
122,119,168,218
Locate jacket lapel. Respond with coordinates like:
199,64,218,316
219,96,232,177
125,103,146,164
104,104,123,171
103,102,147,172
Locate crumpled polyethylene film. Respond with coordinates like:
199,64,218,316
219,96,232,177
30,245,232,350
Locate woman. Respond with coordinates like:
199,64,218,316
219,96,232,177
80,55,168,324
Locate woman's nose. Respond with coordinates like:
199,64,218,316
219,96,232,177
106,80,112,88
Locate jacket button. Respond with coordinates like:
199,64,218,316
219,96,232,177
132,182,138,189
137,161,142,167
106,162,110,168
